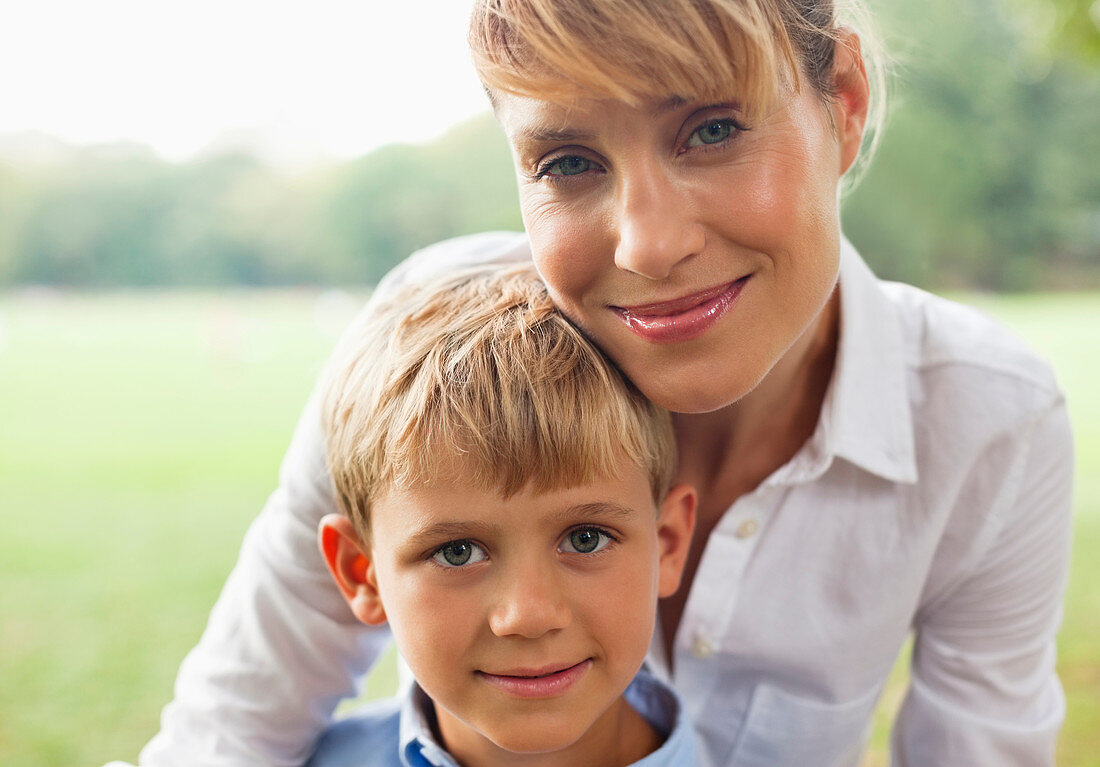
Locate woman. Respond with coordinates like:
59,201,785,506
134,1,1073,765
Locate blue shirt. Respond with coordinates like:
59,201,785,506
306,669,699,767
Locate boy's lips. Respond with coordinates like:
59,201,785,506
610,276,749,344
476,659,592,699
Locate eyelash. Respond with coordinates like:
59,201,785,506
429,539,488,569
426,526,620,569
680,117,747,154
533,116,747,184
532,155,601,184
559,525,619,556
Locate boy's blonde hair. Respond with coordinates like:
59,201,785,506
469,0,886,181
322,264,675,539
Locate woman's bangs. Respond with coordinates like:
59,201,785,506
471,0,796,116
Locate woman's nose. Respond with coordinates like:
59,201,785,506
613,161,705,280
488,566,572,639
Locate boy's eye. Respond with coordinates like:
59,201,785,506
560,527,613,555
685,119,736,148
432,540,488,568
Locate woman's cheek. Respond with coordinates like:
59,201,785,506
526,204,606,304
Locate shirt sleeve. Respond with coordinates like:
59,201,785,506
892,398,1074,766
128,232,531,767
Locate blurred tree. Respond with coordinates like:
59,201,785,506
843,0,1100,289
320,113,522,284
1009,0,1100,61
12,145,174,286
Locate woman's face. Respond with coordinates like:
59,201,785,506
497,68,866,414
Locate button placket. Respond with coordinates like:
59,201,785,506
676,507,764,665
675,489,784,678
735,518,760,539
691,633,715,659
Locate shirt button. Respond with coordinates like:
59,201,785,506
735,519,760,539
691,634,715,659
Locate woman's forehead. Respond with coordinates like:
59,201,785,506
493,85,793,148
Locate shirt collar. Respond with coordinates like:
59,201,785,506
825,238,917,484
623,669,699,766
767,238,917,486
398,684,455,767
397,669,697,767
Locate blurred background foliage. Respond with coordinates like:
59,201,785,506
0,0,1096,293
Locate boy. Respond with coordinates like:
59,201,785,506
309,263,698,767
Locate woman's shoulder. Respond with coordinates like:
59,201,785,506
374,231,531,299
880,279,1061,410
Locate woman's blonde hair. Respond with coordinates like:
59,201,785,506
322,264,675,539
469,0,887,180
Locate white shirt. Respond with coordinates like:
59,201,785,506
125,232,1073,767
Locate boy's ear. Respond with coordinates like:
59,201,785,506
656,483,697,598
318,514,388,626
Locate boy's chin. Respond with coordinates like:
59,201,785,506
438,703,601,760
481,721,591,756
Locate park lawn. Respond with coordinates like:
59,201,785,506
0,289,1096,767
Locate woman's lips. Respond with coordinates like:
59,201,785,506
476,659,592,699
612,276,749,343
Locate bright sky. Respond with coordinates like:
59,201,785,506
0,0,491,164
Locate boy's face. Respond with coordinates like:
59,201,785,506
321,458,694,761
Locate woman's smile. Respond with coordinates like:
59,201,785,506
610,276,750,344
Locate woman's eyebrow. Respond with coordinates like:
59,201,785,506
654,95,688,112
516,125,595,143
652,97,743,114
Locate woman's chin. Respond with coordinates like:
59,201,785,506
638,368,761,416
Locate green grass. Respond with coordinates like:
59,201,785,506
0,289,1096,766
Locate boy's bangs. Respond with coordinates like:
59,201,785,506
470,0,799,116
394,380,673,504
384,292,674,501
323,264,676,538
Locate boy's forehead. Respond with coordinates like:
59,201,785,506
372,468,660,537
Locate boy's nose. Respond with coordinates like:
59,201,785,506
488,567,572,639
613,160,704,281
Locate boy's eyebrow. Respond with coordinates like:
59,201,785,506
405,520,498,547
403,502,641,546
556,501,640,523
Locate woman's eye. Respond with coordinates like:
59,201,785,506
432,540,488,568
542,156,592,177
686,119,735,148
560,527,613,555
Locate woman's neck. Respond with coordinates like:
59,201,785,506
657,287,841,661
672,285,841,509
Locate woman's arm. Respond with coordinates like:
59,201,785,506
893,400,1074,766
138,387,392,767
